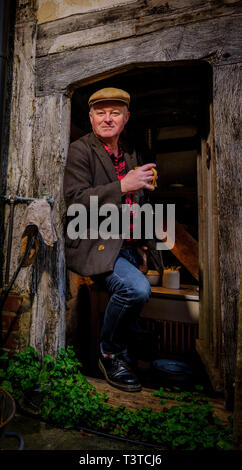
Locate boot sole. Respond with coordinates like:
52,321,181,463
98,359,142,393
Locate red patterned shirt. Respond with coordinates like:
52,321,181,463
103,142,135,241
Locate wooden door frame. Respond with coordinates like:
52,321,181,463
196,97,223,392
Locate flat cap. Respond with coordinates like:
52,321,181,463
88,87,130,108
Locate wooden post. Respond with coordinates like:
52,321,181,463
29,93,71,358
3,2,38,351
5,2,71,358
232,264,242,449
213,63,242,409
196,97,223,393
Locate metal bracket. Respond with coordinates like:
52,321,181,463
0,194,54,205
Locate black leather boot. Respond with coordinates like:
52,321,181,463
98,353,142,392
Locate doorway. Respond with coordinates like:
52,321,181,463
70,62,211,282
67,61,215,389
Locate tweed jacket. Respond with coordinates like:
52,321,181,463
63,132,163,276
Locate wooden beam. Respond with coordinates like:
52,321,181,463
36,14,242,96
171,221,199,281
196,339,224,393
232,264,242,449
37,0,240,39
36,1,241,57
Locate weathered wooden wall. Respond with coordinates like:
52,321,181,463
36,0,242,55
36,1,242,96
4,1,242,409
4,7,37,293
4,1,70,358
37,0,133,24
233,264,242,449
196,100,223,393
213,63,242,407
29,93,70,357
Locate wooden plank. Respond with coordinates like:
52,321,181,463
4,20,37,301
196,339,224,393
36,1,241,56
232,264,242,449
151,284,199,300
170,221,199,281
28,93,71,359
197,132,207,349
86,375,230,425
37,1,236,39
213,63,242,409
207,102,222,375
36,14,242,95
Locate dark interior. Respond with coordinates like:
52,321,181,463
71,61,212,287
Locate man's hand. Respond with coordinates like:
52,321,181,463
121,163,157,194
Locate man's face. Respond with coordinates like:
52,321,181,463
89,101,130,141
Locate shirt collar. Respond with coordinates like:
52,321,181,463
103,141,123,159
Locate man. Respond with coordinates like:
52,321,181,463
64,87,162,392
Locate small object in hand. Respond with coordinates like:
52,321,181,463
134,166,158,188
150,167,158,187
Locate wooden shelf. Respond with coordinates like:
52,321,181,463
151,284,199,301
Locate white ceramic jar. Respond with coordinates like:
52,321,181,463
162,268,180,289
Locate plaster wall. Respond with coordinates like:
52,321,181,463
37,0,135,24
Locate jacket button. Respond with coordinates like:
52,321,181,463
98,245,105,251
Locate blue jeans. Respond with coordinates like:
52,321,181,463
92,248,151,354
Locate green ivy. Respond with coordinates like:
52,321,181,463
0,346,233,450
0,347,41,399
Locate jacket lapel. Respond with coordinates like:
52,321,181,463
89,133,118,181
88,132,144,202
